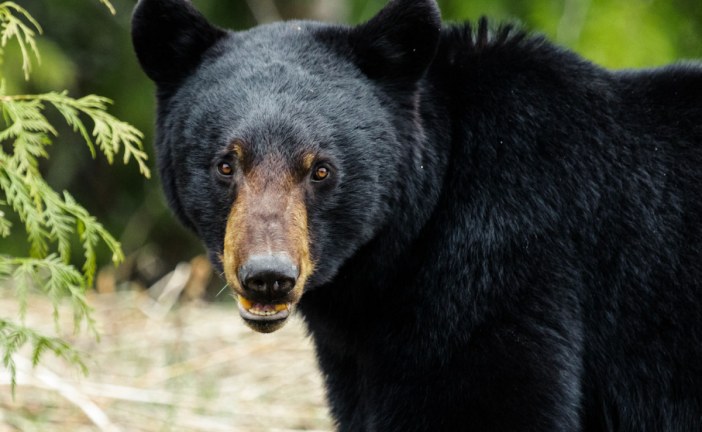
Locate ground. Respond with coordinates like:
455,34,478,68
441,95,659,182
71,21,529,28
0,275,331,432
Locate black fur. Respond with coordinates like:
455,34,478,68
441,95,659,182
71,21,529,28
132,0,702,430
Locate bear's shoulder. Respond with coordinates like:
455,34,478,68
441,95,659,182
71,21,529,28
435,19,582,71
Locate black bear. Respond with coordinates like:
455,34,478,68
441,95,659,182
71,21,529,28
132,0,702,430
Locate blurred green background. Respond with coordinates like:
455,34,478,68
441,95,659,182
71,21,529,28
4,0,701,292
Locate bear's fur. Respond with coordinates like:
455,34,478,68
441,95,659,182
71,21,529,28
132,0,702,430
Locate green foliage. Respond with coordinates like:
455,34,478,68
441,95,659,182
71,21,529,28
0,2,41,80
0,319,87,392
0,0,149,392
436,0,701,68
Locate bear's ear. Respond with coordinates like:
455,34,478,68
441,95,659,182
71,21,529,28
349,0,441,83
132,0,226,88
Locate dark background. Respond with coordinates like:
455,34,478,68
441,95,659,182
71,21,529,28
4,0,701,293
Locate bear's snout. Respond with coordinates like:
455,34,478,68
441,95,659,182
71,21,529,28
238,254,299,300
220,155,316,332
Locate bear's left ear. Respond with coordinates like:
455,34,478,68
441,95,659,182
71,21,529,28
349,0,441,83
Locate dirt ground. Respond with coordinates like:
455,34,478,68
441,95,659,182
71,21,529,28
0,286,332,431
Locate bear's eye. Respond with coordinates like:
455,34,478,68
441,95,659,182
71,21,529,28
217,161,234,177
311,165,330,182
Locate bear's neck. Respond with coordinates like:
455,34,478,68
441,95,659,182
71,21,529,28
384,78,453,264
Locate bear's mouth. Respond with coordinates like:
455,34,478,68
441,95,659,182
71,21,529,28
237,296,292,333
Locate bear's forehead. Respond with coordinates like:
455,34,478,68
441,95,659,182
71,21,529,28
215,21,351,77
234,21,325,52
174,21,373,121
166,21,387,155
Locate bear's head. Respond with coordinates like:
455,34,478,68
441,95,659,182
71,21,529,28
132,0,441,332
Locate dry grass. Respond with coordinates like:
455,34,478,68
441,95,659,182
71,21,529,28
0,281,332,431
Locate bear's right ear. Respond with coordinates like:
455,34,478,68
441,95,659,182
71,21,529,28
132,0,226,89
349,0,441,83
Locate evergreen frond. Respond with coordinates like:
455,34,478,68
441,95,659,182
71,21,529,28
11,258,35,320
0,2,42,80
0,318,87,395
0,89,149,271
0,256,11,278
38,183,75,264
0,204,10,237
0,154,125,281
1,255,94,333
0,92,152,178
50,92,96,157
46,93,152,178
62,191,124,284
99,0,117,15
0,158,51,257
0,1,149,390
0,96,57,142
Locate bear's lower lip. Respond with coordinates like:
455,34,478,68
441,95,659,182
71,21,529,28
237,296,291,333
242,317,289,333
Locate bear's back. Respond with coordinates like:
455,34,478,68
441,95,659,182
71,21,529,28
428,22,702,429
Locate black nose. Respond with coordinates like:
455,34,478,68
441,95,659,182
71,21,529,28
238,254,299,298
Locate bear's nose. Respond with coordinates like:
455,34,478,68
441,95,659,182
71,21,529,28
238,254,299,298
